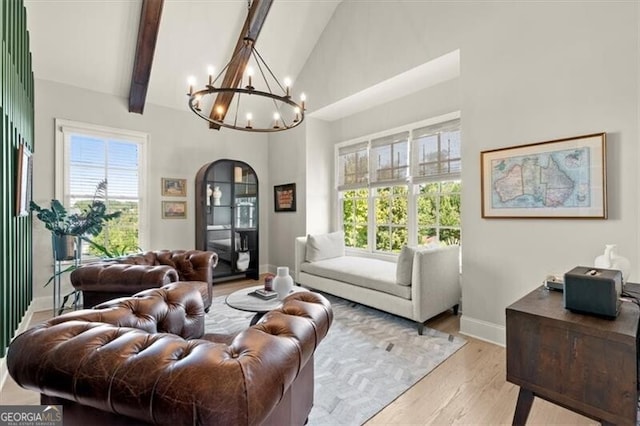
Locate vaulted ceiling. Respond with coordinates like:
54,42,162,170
24,0,341,115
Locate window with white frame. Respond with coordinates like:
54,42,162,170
336,113,461,254
55,119,148,257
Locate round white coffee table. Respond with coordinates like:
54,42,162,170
225,284,308,325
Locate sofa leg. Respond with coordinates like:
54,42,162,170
452,304,459,315
205,307,210,314
417,322,425,335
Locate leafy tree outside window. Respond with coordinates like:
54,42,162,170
341,189,369,249
374,186,408,252
417,180,461,246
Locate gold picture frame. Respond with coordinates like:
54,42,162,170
162,201,187,219
161,177,187,197
480,133,606,219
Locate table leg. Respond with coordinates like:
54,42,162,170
512,388,534,426
250,312,265,326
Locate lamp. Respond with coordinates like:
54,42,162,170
187,0,306,133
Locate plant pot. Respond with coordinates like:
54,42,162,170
53,234,76,261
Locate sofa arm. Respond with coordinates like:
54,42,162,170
154,250,217,283
7,289,332,426
294,236,308,282
71,262,179,293
411,245,461,322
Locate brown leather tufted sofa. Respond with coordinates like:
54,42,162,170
70,249,218,311
7,282,333,426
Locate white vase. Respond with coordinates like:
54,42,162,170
594,244,630,282
206,184,213,206
273,266,294,300
236,251,250,271
212,186,222,206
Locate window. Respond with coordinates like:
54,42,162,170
55,119,148,257
416,181,461,245
336,113,461,254
338,142,368,190
374,186,408,252
341,188,369,249
370,132,409,184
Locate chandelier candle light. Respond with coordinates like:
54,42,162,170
186,1,306,133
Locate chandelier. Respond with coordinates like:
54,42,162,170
187,1,306,133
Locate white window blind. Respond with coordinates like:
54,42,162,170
370,131,409,186
338,141,369,190
412,119,461,183
68,135,140,204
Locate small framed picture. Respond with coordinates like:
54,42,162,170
162,201,187,219
274,183,296,212
161,178,187,197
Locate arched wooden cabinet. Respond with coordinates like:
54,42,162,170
195,160,259,281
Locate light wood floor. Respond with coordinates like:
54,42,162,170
1,277,596,425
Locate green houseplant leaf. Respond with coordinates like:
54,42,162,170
31,179,128,288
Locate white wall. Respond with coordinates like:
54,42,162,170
293,1,639,345
32,79,270,307
267,123,306,273
305,118,334,233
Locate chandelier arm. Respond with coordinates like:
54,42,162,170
252,47,286,94
232,86,242,128
250,48,285,125
251,48,274,95
209,42,253,124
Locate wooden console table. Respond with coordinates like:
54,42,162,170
506,284,639,425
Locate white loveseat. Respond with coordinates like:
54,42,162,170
294,232,461,334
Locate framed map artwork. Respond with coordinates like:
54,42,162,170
481,133,606,219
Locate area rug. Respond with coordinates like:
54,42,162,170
205,292,466,425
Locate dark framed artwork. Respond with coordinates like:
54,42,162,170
15,143,32,216
480,132,606,219
274,183,296,212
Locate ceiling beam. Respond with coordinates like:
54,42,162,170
128,0,164,114
208,0,273,129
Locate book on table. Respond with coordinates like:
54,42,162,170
249,288,278,300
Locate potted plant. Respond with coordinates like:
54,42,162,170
30,180,122,261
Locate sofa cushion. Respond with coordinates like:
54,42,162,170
300,256,411,299
305,231,345,262
396,246,416,286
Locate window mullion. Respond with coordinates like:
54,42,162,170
408,183,417,247
368,189,375,253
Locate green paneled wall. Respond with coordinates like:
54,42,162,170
1,0,34,356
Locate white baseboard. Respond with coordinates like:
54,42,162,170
0,300,37,392
31,295,54,314
459,315,505,347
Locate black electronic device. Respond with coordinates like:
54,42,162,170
563,266,622,318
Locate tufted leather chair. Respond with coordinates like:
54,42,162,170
70,249,218,311
7,282,333,426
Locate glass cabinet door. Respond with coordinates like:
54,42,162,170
196,159,259,281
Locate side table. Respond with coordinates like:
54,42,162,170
225,284,308,325
506,284,639,425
